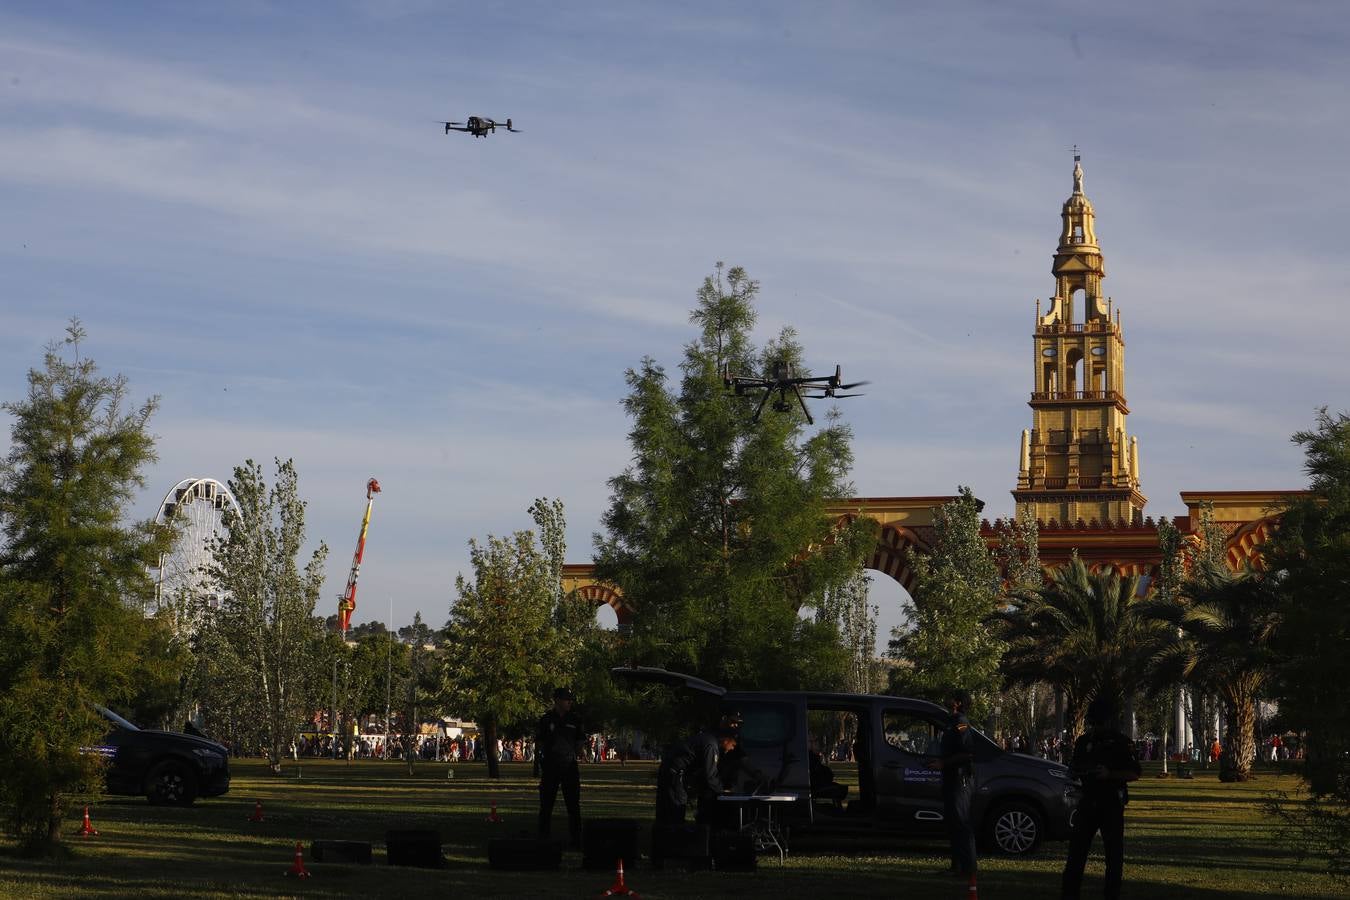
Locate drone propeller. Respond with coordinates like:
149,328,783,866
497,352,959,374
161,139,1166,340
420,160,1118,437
837,380,871,390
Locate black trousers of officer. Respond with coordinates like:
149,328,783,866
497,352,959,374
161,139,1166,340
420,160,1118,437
538,761,581,841
944,779,977,874
655,765,688,824
1061,799,1125,900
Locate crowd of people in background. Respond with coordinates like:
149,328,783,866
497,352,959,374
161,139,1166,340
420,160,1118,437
221,730,639,764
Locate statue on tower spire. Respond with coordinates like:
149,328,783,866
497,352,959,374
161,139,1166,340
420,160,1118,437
1073,146,1084,194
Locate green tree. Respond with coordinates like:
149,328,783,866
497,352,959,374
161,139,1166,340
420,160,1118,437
996,557,1162,738
818,568,880,694
887,488,1003,718
441,499,573,779
593,264,875,702
992,510,1045,741
204,458,328,772
397,612,438,774
1142,562,1280,781
0,323,174,855
1264,409,1350,881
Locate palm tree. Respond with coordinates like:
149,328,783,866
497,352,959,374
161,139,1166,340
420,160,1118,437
995,557,1164,738
1142,562,1280,782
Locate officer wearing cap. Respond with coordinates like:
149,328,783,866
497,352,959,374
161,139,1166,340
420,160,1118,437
927,687,977,878
656,714,740,825
1061,696,1140,900
535,686,584,847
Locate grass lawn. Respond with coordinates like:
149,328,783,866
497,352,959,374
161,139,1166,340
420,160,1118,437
0,759,1338,898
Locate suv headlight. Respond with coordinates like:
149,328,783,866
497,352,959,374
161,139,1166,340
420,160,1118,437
1047,767,1068,779
193,748,223,760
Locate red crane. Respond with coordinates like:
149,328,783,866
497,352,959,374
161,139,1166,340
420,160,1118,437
337,478,381,634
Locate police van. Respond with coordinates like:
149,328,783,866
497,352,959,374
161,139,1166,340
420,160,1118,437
612,666,1078,855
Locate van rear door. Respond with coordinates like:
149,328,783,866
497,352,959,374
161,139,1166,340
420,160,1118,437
608,666,727,697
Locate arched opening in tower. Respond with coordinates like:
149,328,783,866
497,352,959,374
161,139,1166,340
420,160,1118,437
1066,348,1085,394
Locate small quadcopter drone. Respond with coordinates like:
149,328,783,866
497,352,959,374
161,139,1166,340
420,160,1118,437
723,362,868,425
441,116,521,138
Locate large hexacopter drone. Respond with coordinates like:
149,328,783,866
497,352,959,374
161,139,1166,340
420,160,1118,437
723,362,868,425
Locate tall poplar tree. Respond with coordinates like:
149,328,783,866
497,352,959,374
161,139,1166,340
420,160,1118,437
593,264,875,697
441,499,577,779
887,487,1004,717
0,322,174,855
204,458,327,772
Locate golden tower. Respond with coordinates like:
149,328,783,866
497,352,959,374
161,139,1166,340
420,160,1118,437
1012,154,1147,524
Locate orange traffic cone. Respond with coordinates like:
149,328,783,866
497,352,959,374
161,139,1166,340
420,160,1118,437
284,841,311,878
967,872,978,899
77,806,99,837
601,857,639,897
249,800,265,822
485,800,502,824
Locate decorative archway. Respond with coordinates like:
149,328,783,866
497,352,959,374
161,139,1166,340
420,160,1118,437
561,565,633,626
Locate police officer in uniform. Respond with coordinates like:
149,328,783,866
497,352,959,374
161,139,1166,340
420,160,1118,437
927,688,977,878
1061,696,1140,900
535,686,583,846
655,716,739,825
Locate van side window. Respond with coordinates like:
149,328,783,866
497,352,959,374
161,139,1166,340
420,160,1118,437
882,710,943,757
732,701,794,746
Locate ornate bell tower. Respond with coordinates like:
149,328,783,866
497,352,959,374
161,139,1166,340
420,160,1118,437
1012,153,1147,524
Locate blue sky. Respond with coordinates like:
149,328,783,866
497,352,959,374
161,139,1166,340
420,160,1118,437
3,1,1346,642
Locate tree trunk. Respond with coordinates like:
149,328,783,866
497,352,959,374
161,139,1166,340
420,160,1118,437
1220,692,1257,782
44,790,63,854
485,717,501,780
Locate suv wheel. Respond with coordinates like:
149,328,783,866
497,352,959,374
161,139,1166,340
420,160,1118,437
984,800,1043,855
146,760,198,806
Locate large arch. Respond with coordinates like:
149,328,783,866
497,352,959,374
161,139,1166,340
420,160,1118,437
561,565,634,626
559,491,1306,621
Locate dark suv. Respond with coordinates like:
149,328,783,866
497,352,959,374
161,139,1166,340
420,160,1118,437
93,706,231,806
613,667,1077,855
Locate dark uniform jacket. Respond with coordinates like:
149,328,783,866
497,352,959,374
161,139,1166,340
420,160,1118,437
662,730,724,794
1070,728,1140,808
940,712,975,790
534,709,583,771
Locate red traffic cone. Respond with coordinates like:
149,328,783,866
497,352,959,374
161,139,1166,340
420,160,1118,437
77,806,99,837
249,800,265,822
601,858,639,897
284,841,311,878
967,872,978,899
485,799,502,824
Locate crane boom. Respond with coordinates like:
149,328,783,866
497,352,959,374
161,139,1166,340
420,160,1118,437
338,478,381,634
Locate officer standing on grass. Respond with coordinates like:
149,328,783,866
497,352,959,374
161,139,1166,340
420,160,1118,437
535,686,584,847
927,688,977,878
1061,696,1140,900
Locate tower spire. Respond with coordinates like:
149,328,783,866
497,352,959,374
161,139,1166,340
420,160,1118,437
1013,158,1146,526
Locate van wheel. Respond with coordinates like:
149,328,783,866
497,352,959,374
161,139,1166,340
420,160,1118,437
146,761,198,806
984,800,1043,855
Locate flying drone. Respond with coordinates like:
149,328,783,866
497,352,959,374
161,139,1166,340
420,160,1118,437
723,362,868,425
441,116,521,138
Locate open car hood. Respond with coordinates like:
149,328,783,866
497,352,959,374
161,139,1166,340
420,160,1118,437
609,665,727,697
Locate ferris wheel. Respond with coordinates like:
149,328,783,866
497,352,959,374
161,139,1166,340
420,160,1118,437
153,477,242,627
